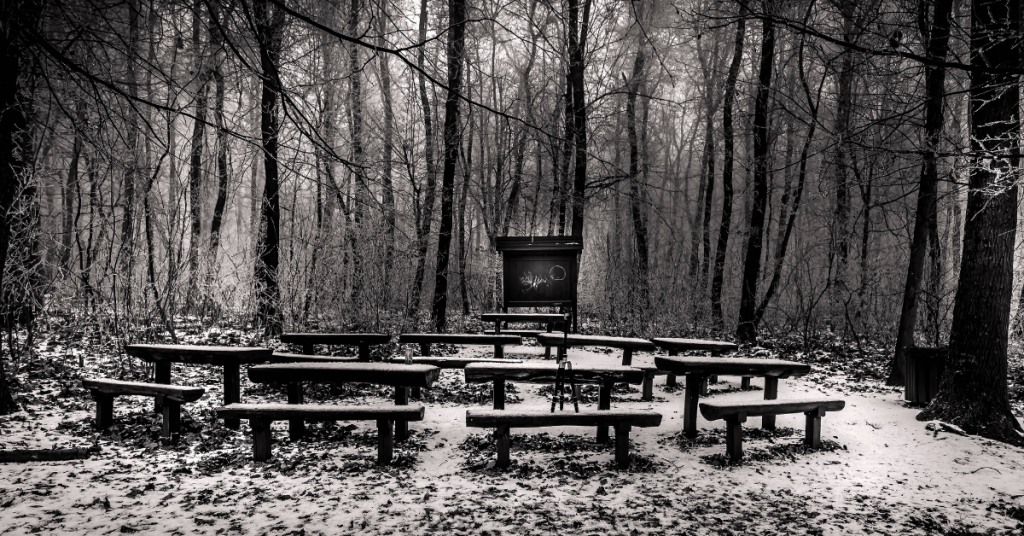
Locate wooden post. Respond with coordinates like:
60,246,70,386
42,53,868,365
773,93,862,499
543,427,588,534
154,362,171,413
700,377,710,396
614,424,631,469
394,386,409,441
495,424,511,468
493,379,506,410
93,392,115,430
597,379,612,443
621,348,633,366
302,342,314,355
251,417,273,462
223,363,241,430
161,399,181,439
804,407,824,448
495,344,504,359
287,382,304,441
376,419,393,465
641,370,654,402
708,350,720,387
683,374,702,439
725,413,746,463
419,343,431,357
741,377,751,389
763,377,779,430
666,349,678,387
358,343,370,361
544,321,552,359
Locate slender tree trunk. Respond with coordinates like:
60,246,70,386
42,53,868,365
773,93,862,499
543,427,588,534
208,0,229,270
832,0,856,293
121,0,141,318
918,0,1022,444
888,0,954,385
187,0,207,310
378,3,396,279
699,113,715,288
626,1,649,310
458,105,472,316
409,0,437,317
567,0,592,237
62,100,84,271
253,0,284,335
736,3,775,343
431,0,466,331
712,4,746,328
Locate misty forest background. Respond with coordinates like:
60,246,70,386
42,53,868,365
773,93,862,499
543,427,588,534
0,0,1022,439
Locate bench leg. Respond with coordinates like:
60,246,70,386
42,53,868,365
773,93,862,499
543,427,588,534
614,424,631,469
302,343,314,355
495,345,504,359
683,374,702,439
621,348,633,367
700,377,710,396
154,362,171,413
411,387,421,400
359,343,370,361
544,324,552,359
377,419,393,465
93,392,115,430
763,377,779,430
804,407,825,448
251,417,273,462
725,414,746,463
288,382,305,441
495,424,511,468
493,379,506,410
642,371,654,402
666,373,677,388
597,380,612,443
419,343,431,357
741,377,751,390
160,398,181,439
394,387,409,441
223,363,241,430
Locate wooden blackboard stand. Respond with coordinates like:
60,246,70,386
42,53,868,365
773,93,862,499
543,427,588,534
495,236,583,332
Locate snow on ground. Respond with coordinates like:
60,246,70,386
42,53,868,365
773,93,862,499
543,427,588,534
1,342,1023,535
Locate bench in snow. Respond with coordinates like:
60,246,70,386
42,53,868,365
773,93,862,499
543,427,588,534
466,409,662,469
215,403,425,464
279,333,391,361
651,337,740,389
535,333,656,366
83,378,204,438
699,399,845,462
399,333,522,359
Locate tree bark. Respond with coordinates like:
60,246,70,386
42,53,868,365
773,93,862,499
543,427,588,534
188,0,207,309
409,0,437,317
889,0,954,386
626,0,649,310
567,0,592,238
712,3,746,328
431,0,467,331
253,0,284,335
208,0,229,270
736,2,775,344
917,0,1023,444
378,2,396,279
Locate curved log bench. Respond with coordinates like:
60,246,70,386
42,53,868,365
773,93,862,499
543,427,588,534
83,378,205,438
651,337,740,388
279,333,391,361
215,403,425,464
466,409,662,469
398,333,522,359
699,399,845,462
535,333,656,366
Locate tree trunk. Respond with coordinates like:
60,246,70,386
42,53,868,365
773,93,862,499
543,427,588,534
253,0,284,335
832,0,856,293
888,0,954,386
736,3,775,344
567,0,592,238
208,0,228,270
458,100,472,316
712,4,746,328
409,0,437,317
188,0,207,310
378,2,396,279
62,100,84,271
917,0,1023,444
626,1,649,311
431,0,466,331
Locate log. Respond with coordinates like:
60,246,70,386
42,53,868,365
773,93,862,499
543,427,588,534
0,448,96,463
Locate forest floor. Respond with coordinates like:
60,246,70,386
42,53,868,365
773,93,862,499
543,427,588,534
1,327,1023,535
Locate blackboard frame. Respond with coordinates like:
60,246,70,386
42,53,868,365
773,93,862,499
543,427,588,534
495,236,583,332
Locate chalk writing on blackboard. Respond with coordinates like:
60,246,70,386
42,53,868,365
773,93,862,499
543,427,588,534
520,265,566,292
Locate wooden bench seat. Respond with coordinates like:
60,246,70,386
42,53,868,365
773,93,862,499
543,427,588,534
535,333,656,365
699,399,845,462
482,329,546,337
466,409,662,468
83,378,205,438
652,337,739,388
280,333,391,361
215,403,425,464
271,352,361,363
386,357,523,369
399,333,522,359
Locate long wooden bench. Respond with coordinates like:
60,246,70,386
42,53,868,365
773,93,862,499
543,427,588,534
386,357,523,369
271,352,361,363
83,378,205,438
536,333,656,366
215,403,425,464
466,409,662,469
651,337,739,389
482,313,568,358
699,399,845,462
280,333,391,361
399,333,522,359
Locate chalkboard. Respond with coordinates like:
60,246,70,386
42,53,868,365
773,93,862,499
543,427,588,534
505,257,575,304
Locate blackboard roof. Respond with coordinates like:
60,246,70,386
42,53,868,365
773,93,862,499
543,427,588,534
495,236,584,252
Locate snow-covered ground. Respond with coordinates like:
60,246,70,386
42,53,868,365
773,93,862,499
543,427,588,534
1,343,1022,535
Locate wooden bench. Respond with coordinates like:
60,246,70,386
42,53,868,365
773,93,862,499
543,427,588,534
215,403,425,464
482,313,568,358
279,333,391,361
652,337,739,388
398,333,522,359
536,333,656,366
699,399,845,462
654,356,811,438
83,378,205,438
465,362,645,443
466,409,662,469
386,357,523,369
271,352,361,363
248,362,439,442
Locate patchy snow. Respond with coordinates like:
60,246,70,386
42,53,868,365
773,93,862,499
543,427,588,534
1,342,1022,535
